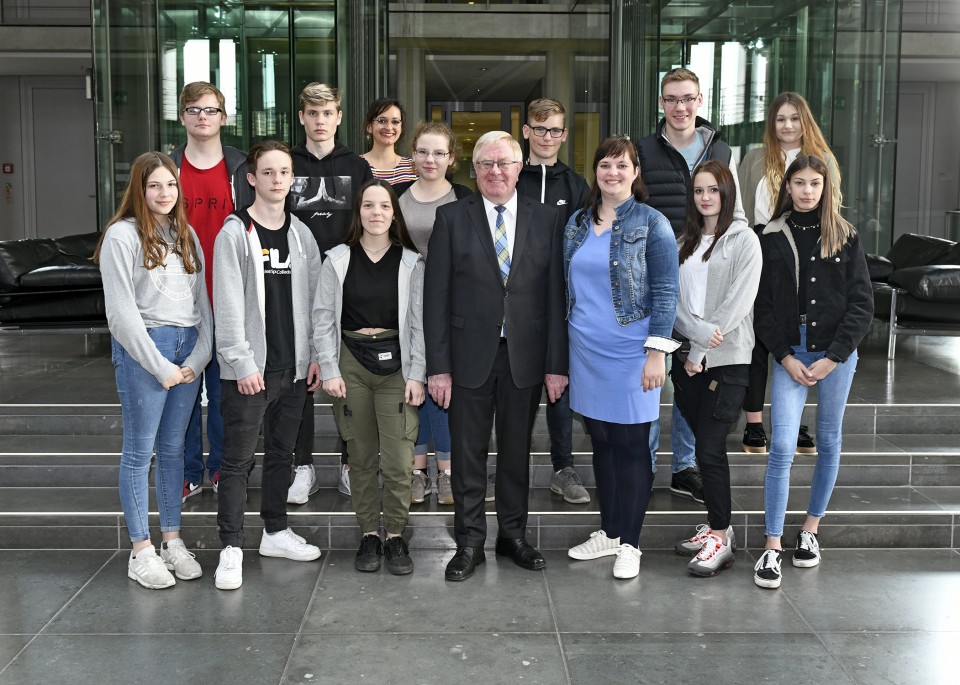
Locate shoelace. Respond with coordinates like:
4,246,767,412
167,544,197,563
798,531,818,553
278,529,306,545
222,549,241,571
696,533,724,561
754,550,781,572
688,524,711,544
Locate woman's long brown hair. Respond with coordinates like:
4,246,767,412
771,154,855,258
345,178,418,252
93,151,200,273
679,160,736,264
761,92,841,211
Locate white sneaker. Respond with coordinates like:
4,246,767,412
128,546,176,590
215,546,243,590
287,464,319,505
338,464,351,497
612,544,642,579
160,538,203,580
568,530,621,560
259,528,321,561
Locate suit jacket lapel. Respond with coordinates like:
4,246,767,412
511,199,532,277
468,197,505,286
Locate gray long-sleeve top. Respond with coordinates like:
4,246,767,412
213,212,321,381
99,218,213,383
674,219,762,367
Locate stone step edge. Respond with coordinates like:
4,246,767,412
3,508,958,518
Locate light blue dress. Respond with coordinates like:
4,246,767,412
568,227,661,424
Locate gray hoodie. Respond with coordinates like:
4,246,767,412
99,218,213,383
213,212,321,381
313,244,425,383
674,218,762,367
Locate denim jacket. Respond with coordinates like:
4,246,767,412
563,196,680,353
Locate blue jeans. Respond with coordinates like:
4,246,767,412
184,351,222,483
416,393,451,458
648,386,697,475
113,326,201,543
764,326,858,538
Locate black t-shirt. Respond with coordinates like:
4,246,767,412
341,243,401,330
241,209,296,372
789,208,822,317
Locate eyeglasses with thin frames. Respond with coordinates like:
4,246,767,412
661,96,699,108
374,117,403,126
474,159,521,172
414,149,450,159
183,107,224,116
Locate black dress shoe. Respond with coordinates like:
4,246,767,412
494,537,545,571
445,546,485,581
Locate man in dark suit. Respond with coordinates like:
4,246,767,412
424,130,568,582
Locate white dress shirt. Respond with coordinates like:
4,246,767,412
482,192,518,259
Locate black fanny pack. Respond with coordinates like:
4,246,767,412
342,330,402,376
671,329,692,365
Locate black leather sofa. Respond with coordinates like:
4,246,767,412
0,232,106,331
867,233,960,359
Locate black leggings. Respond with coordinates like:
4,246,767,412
583,417,654,547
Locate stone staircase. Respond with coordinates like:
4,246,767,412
1,400,958,551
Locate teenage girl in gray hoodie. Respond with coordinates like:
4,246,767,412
94,152,212,590
670,160,762,577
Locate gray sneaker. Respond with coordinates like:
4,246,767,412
437,469,454,505
550,466,591,504
675,524,736,557
411,470,431,504
338,464,351,497
687,531,735,577
485,473,496,503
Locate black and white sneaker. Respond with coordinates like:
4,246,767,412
792,530,821,568
753,549,782,589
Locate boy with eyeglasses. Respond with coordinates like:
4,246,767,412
507,98,590,506
285,83,373,505
635,68,744,506
171,81,254,506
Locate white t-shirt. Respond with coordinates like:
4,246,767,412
754,147,800,226
679,234,715,320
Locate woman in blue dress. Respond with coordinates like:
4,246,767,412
564,136,679,579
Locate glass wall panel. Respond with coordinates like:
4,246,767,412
156,3,244,152
390,2,609,185
92,0,160,229
614,0,900,250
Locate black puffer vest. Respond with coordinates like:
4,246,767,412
636,117,732,235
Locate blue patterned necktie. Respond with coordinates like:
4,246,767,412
494,205,510,286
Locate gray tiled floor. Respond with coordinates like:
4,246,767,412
1,548,959,684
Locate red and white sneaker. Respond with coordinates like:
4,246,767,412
211,471,221,494
182,480,202,503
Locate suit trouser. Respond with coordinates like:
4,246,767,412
449,340,541,548
332,344,418,535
